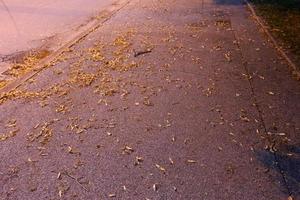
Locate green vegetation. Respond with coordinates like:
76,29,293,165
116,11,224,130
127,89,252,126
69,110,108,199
251,0,300,63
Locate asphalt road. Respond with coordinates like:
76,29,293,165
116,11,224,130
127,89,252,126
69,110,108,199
0,0,299,199
0,0,115,56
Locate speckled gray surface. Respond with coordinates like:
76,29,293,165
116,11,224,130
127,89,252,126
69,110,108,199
0,0,299,199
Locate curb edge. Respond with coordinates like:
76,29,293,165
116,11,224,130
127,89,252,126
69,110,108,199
0,0,130,94
244,0,300,80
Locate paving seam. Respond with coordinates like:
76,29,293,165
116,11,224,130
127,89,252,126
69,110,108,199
228,10,293,198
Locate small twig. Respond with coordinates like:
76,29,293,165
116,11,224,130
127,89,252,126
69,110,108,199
64,172,89,192
133,49,152,57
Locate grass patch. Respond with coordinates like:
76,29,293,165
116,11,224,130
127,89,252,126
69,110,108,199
251,0,300,64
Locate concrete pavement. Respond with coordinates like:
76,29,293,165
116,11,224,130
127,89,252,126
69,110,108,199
0,0,122,82
0,0,299,199
0,0,115,55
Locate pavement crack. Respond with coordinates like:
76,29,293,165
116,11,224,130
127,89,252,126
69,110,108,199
230,16,293,197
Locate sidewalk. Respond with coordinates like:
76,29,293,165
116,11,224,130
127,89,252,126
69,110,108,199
0,0,299,199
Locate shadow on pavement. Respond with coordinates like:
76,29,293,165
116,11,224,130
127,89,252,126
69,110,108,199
256,145,300,196
213,0,243,5
250,0,300,10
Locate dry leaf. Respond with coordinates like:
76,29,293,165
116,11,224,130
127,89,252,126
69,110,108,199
109,194,116,198
123,145,134,154
155,164,166,173
68,146,74,154
224,52,232,62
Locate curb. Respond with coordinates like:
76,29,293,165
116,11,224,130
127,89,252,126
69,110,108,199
244,0,300,80
0,0,130,94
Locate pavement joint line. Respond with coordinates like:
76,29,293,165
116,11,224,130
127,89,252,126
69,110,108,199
244,0,300,79
0,0,131,94
229,11,293,198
